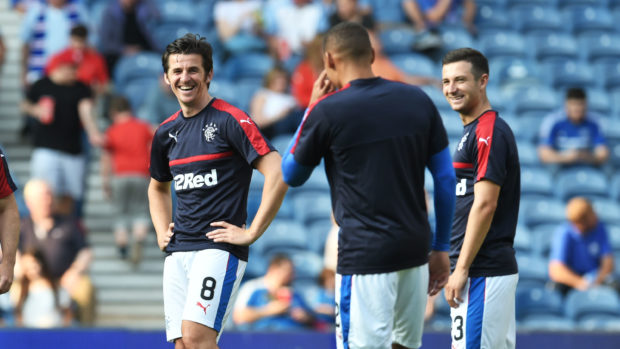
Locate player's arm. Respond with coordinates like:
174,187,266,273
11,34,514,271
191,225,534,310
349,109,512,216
445,179,500,308
0,193,20,294
208,151,288,246
595,254,614,285
426,146,455,295
148,178,174,251
590,144,609,165
281,117,315,187
548,260,589,290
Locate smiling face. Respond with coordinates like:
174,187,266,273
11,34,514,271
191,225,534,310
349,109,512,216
442,61,488,118
164,53,213,116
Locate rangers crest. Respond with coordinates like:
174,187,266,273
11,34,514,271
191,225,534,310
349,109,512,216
203,122,218,142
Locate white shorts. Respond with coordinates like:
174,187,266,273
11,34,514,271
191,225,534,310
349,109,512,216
450,273,519,349
335,264,429,349
163,249,247,343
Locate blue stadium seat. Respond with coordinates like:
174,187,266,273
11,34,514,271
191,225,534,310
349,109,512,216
513,86,560,115
591,199,620,226
244,249,268,279
584,89,612,115
516,286,564,321
577,315,620,331
152,23,211,52
289,251,324,281
506,0,556,9
606,224,620,252
306,219,333,255
511,5,564,35
209,79,240,107
378,28,416,55
259,219,309,255
440,113,464,139
287,165,330,197
522,197,566,229
555,167,609,201
119,78,159,112
516,142,541,167
609,141,620,170
519,316,575,331
565,287,620,321
528,33,579,64
521,166,554,197
563,5,614,36
530,223,560,257
420,86,451,111
222,53,275,82
234,80,262,112
514,225,533,255
610,173,620,202
480,31,527,60
581,33,620,65
439,27,476,54
293,192,332,226
600,61,620,90
390,53,437,78
546,61,597,90
113,53,162,86
516,254,550,288
493,58,542,94
513,114,546,144
475,4,513,35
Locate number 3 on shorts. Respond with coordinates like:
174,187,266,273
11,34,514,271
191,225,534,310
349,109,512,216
453,315,464,341
201,277,217,301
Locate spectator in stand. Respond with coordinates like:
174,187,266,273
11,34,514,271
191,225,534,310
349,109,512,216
538,88,609,167
417,0,477,35
20,0,87,86
45,24,109,96
359,0,442,50
250,66,300,139
263,0,328,62
549,197,618,295
137,76,180,127
18,179,95,325
214,0,267,55
98,0,159,72
233,254,315,331
368,30,441,88
101,96,153,264
328,0,375,29
291,34,324,108
313,267,336,330
14,248,72,328
21,53,102,216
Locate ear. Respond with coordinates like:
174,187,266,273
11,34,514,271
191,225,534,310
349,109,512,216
206,69,214,83
325,51,336,70
163,72,171,86
369,48,375,65
479,73,489,90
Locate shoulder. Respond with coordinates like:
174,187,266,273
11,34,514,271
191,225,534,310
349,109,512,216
211,98,249,120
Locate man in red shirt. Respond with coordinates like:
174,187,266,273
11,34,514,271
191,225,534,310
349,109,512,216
102,95,153,264
45,24,109,96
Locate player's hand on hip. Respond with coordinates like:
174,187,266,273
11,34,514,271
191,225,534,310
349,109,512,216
445,267,468,308
207,221,253,246
428,250,450,296
158,223,174,251
309,70,335,106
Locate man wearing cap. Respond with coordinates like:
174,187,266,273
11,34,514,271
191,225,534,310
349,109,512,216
21,53,102,216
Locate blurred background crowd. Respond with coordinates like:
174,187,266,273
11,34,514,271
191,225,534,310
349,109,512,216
1,0,620,335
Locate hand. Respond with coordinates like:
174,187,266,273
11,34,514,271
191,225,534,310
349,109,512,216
444,267,468,308
207,222,254,246
60,268,80,293
88,132,105,147
264,299,290,316
428,250,450,296
0,262,15,294
309,70,335,106
290,307,312,324
158,223,174,251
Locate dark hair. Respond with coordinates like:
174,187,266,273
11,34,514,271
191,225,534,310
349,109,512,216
442,48,489,79
16,249,61,316
108,95,132,114
162,33,213,75
323,21,373,63
263,66,289,88
268,253,292,268
566,87,586,100
70,24,88,39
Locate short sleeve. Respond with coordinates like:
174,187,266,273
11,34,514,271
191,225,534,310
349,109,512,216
550,225,570,263
26,79,43,103
538,113,558,146
225,113,274,166
77,82,93,101
0,147,17,198
474,116,509,185
292,105,330,167
149,129,173,182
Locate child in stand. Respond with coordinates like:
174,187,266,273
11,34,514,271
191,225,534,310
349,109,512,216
101,95,153,265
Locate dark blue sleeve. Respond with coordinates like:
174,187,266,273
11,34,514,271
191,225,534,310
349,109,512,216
281,109,317,186
149,128,173,182
427,146,455,251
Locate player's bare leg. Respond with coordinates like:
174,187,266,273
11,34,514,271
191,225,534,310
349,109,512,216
180,320,219,349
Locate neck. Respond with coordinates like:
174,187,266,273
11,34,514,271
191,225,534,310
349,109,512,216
337,63,375,89
181,94,213,118
114,111,133,122
32,215,54,231
459,97,492,125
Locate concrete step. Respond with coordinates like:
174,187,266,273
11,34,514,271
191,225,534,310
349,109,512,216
92,245,165,261
97,304,164,318
97,289,164,304
89,231,156,245
95,316,163,329
91,258,164,275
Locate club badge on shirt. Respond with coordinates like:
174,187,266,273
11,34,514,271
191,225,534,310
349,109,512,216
203,123,218,142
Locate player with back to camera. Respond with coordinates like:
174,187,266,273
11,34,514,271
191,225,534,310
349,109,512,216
148,33,288,349
282,22,456,349
441,48,520,349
